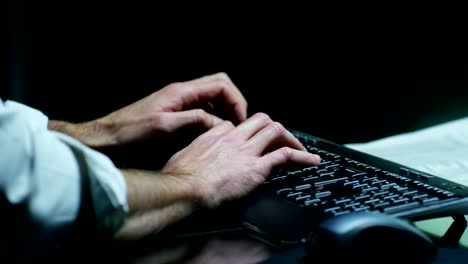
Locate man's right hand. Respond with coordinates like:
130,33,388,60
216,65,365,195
162,112,321,208
116,113,320,240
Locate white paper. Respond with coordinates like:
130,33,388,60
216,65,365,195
346,116,468,187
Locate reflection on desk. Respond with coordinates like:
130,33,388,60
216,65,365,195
131,234,271,264
31,229,279,263
42,218,468,264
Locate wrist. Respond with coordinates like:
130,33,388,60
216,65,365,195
160,167,206,208
81,118,118,148
160,171,204,212
122,169,202,214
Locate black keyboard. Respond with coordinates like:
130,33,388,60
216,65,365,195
265,145,457,218
240,130,468,246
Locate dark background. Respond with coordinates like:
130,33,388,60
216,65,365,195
5,1,468,144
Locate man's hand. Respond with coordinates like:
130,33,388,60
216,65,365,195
162,113,321,208
116,113,320,240
49,72,247,150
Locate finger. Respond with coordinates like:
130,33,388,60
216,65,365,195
262,147,321,169
183,73,248,123
197,78,247,124
245,122,306,154
209,72,247,122
233,112,273,140
162,109,223,132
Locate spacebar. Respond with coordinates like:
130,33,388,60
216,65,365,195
314,177,348,187
381,201,420,213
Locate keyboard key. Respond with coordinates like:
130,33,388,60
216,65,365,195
295,184,312,191
382,202,420,213
304,198,321,206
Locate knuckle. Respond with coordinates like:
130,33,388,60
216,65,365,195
149,113,162,123
280,147,293,160
253,112,271,122
167,82,183,91
216,121,236,142
218,134,234,146
165,82,184,95
253,159,268,175
149,113,165,129
216,72,229,80
222,120,235,128
269,121,286,135
253,173,266,185
193,109,207,121
242,99,248,108
214,78,229,89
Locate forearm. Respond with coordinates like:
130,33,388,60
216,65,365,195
48,119,116,148
114,202,196,240
116,169,199,240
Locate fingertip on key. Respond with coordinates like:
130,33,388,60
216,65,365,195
313,154,321,164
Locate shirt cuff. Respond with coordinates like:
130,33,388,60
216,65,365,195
52,131,128,237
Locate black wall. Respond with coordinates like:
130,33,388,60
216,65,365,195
6,1,468,144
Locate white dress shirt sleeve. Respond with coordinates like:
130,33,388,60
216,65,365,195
0,100,128,255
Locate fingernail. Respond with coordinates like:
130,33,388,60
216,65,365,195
313,154,321,163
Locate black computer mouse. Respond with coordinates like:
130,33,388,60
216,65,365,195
304,211,438,263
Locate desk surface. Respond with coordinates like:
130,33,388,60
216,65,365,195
54,215,468,264
415,216,468,248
